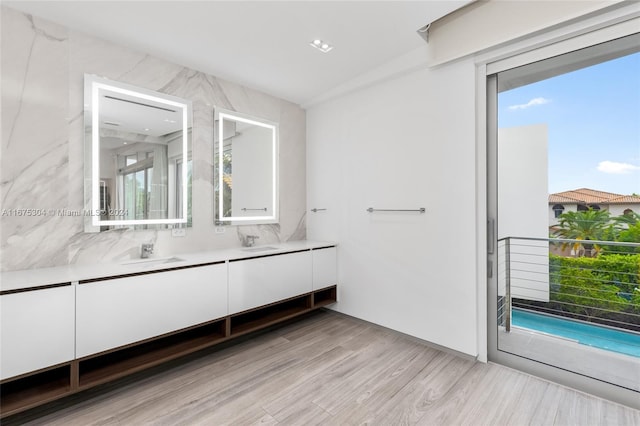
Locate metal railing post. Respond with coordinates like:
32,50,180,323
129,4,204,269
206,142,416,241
505,237,511,333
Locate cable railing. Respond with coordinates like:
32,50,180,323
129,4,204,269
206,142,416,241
497,237,640,356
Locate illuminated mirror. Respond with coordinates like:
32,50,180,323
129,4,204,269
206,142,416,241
214,109,278,224
84,75,192,232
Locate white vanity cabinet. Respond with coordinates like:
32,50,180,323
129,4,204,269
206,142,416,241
1,242,337,419
76,263,228,358
228,251,312,314
312,246,337,290
0,285,75,380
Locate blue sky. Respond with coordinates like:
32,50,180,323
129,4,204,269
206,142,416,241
498,51,640,195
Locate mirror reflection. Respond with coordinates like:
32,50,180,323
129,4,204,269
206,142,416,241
214,109,278,224
84,75,192,231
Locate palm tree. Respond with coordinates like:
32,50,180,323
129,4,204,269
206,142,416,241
554,209,612,256
609,212,640,253
614,210,640,228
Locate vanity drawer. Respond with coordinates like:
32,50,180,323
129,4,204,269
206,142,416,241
76,263,227,358
1,286,75,380
312,246,337,290
228,251,312,314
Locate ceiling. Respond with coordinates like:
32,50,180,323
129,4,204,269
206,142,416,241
5,1,469,106
99,87,184,138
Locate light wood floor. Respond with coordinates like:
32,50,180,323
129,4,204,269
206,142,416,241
9,310,640,425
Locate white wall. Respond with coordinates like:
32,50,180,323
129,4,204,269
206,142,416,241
498,124,549,302
307,59,478,356
497,124,549,240
231,126,274,217
610,204,637,217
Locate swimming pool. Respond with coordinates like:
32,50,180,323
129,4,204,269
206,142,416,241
511,308,640,358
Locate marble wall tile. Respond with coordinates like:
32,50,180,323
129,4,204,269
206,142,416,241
1,6,306,271
1,10,71,270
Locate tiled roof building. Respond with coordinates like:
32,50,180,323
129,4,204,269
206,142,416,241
549,188,640,205
548,188,640,224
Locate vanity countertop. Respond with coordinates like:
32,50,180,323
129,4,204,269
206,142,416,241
0,240,336,293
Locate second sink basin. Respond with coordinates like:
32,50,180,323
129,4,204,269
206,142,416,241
242,246,279,253
121,256,185,268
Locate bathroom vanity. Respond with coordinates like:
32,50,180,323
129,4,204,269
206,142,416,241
0,241,337,418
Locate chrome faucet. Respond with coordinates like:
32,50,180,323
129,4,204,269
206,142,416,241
243,235,259,247
141,243,154,259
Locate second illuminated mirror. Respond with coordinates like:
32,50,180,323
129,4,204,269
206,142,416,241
214,109,278,224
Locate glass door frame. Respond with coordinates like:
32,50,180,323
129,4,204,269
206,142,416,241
483,23,640,409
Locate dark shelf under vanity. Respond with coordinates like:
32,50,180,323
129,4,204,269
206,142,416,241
230,294,313,336
313,286,338,308
0,365,72,417
78,319,227,389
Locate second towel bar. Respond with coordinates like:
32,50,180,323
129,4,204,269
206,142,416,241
366,207,426,213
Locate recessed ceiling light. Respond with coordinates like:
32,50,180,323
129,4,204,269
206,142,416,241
309,39,333,53
144,128,150,131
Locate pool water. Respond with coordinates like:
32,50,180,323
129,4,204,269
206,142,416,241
511,309,640,358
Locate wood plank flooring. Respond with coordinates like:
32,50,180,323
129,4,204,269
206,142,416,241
6,310,640,425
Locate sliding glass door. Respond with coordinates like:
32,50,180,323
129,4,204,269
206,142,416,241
487,33,640,405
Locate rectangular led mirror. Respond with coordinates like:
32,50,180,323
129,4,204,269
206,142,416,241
84,75,192,232
214,109,278,224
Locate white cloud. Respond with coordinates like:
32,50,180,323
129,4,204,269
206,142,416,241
597,161,640,174
508,97,551,110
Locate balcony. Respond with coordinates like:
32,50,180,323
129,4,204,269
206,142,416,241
497,237,640,391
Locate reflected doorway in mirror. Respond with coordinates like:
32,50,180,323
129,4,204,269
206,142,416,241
213,108,279,225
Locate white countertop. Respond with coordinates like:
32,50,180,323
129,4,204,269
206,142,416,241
0,240,336,292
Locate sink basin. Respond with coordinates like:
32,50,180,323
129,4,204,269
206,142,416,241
242,246,279,253
120,256,185,268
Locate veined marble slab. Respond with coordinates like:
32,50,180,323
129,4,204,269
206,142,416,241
1,6,306,272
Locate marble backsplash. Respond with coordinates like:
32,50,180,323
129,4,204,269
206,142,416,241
0,6,306,271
